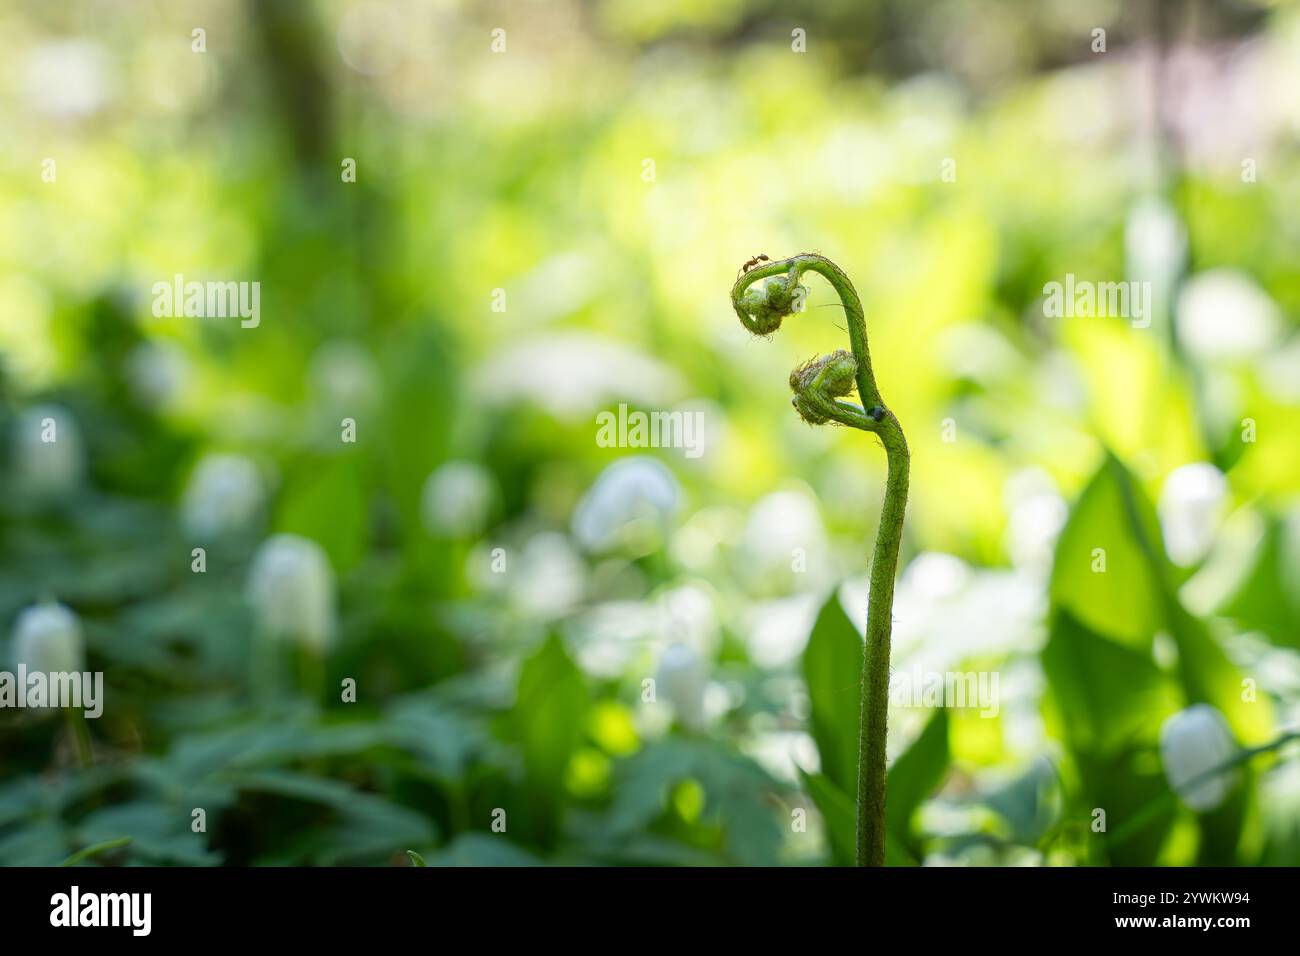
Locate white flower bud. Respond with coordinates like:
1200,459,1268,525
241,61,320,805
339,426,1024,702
421,461,495,538
14,404,84,497
509,533,585,618
742,489,827,587
309,340,380,414
246,534,336,651
182,454,265,540
657,642,706,730
572,457,679,553
23,40,110,119
1159,704,1238,812
1177,270,1282,361
1158,463,1227,567
125,340,188,410
11,602,84,674
1125,197,1185,299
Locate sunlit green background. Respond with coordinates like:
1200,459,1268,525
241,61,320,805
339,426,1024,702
2,0,1298,866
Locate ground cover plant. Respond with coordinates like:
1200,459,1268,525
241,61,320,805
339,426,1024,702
2,0,1299,868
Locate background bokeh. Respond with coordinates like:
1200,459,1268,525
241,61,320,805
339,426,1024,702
1,0,1298,866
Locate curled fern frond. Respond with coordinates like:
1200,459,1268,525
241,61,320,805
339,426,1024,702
731,252,910,868
789,350,858,426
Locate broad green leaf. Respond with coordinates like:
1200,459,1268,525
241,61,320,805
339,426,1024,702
799,769,856,866
1215,516,1300,649
1041,613,1199,865
514,634,588,834
802,590,863,794
1102,460,1272,743
1041,609,1178,754
275,454,369,572
0,778,47,829
316,795,435,866
1165,604,1273,746
1195,767,1254,866
983,757,1059,845
1087,749,1178,866
376,327,456,551
232,770,437,865
385,698,499,781
605,739,784,865
1049,454,1163,650
1052,453,1273,745
1063,319,1201,472
885,708,949,851
76,803,218,866
0,820,69,867
162,715,395,780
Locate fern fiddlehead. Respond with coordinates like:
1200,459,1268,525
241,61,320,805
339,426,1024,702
732,253,910,867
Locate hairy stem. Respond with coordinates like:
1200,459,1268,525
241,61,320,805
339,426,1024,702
732,252,909,866
859,432,908,866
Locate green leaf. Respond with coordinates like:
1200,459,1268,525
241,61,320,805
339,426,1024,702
385,698,499,781
1215,516,1300,649
1039,611,1192,864
885,708,949,852
1107,459,1272,744
802,590,863,794
76,803,218,866
376,327,456,550
1042,609,1178,754
427,834,542,867
232,770,437,865
799,769,856,866
60,837,132,867
405,849,427,867
513,634,588,838
799,769,916,867
1196,768,1253,866
0,778,47,829
1045,454,1272,863
603,739,785,866
1087,749,1180,866
983,757,1059,845
1052,453,1273,745
1049,454,1164,650
1165,603,1273,746
0,820,69,866
275,454,369,572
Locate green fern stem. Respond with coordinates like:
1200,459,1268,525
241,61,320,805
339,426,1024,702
732,253,910,867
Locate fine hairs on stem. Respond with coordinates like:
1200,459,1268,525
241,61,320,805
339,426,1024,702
731,253,910,867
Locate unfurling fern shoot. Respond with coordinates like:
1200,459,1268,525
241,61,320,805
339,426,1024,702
731,253,910,867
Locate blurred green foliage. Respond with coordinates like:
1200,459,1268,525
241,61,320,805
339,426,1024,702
1,0,1298,866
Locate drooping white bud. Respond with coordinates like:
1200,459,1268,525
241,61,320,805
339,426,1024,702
125,340,189,410
657,642,706,730
1158,463,1228,567
508,533,585,618
421,461,495,538
309,340,380,415
1159,704,1238,812
1177,270,1282,362
246,534,336,652
182,454,265,540
742,489,827,589
572,456,679,553
11,602,84,675
13,404,84,497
